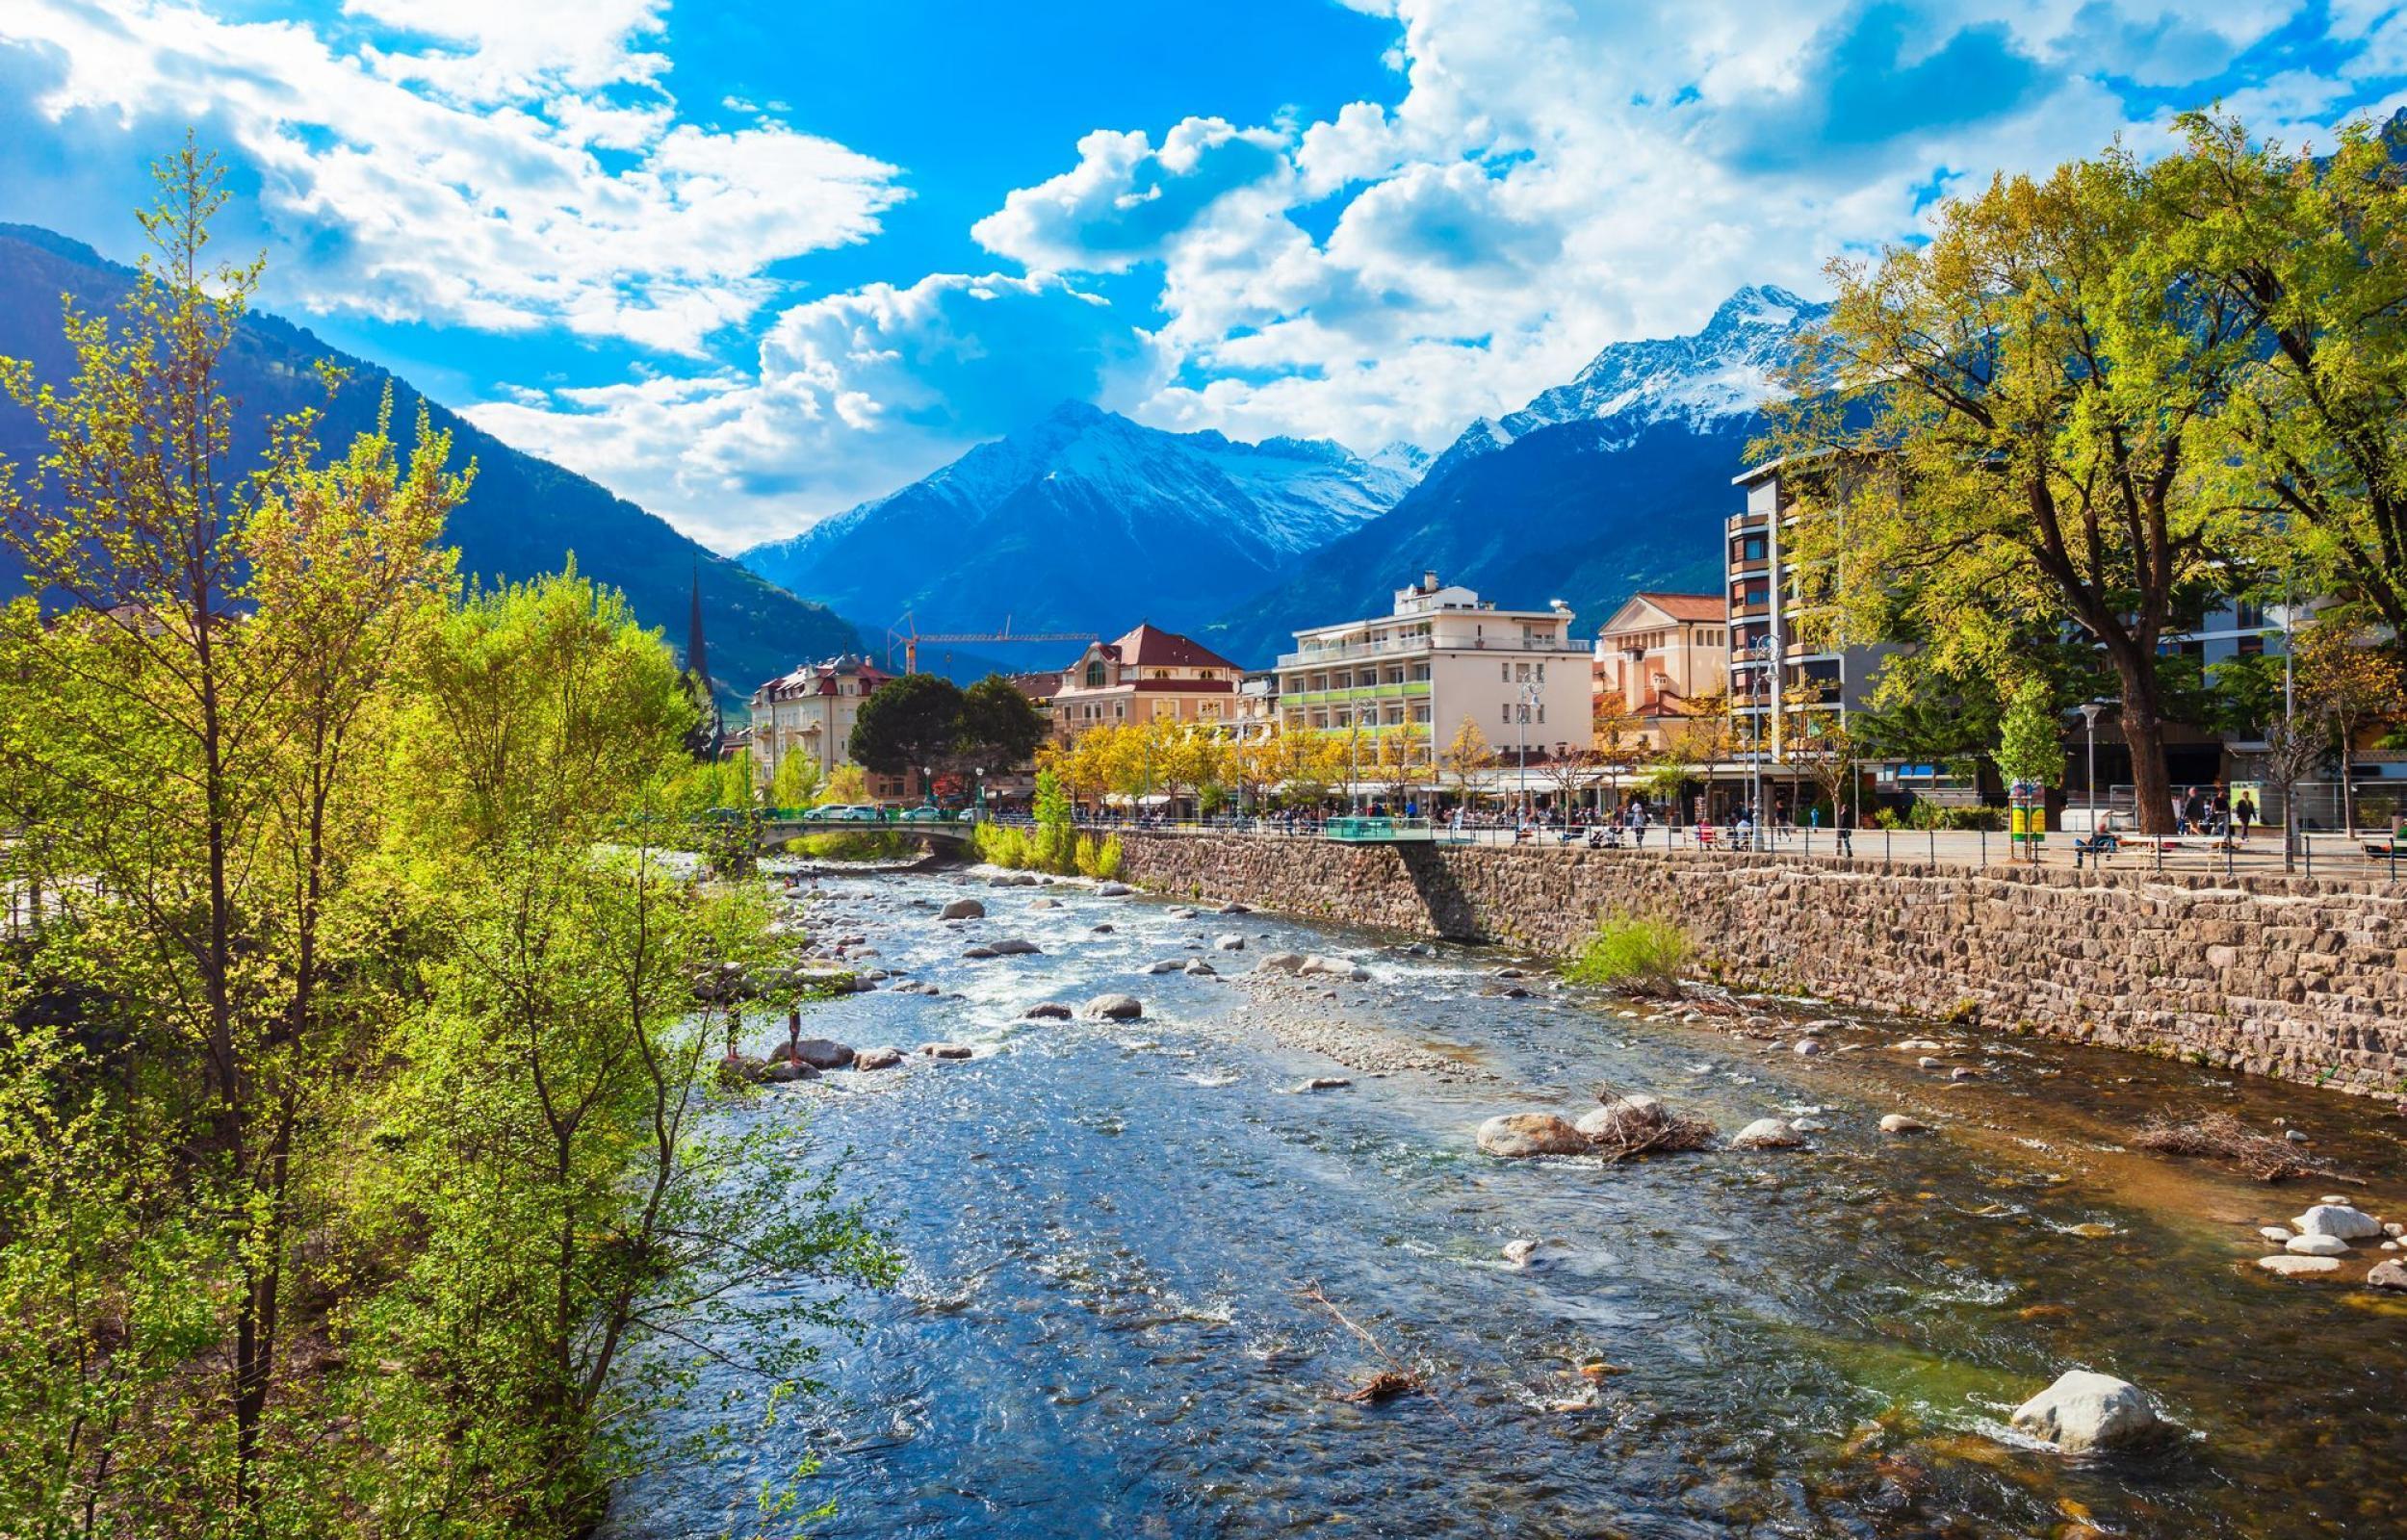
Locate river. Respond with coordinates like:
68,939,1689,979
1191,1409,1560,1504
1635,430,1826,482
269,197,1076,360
604,863,2407,1539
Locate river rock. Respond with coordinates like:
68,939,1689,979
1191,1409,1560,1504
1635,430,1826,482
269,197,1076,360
1895,1039,1945,1053
989,937,1042,956
1167,906,1200,919
762,1060,808,1083
1576,1093,1667,1142
1476,1114,1591,1158
2291,1204,2383,1240
1143,960,1182,975
940,898,985,920
2367,1259,2407,1291
2008,1371,2161,1454
1950,1066,1980,1081
853,1046,905,1071
1300,955,1370,981
2286,1232,2351,1257
1502,1238,1541,1267
921,1043,974,1059
1794,1038,1824,1056
2259,1225,2293,1243
1297,1076,1352,1091
791,1039,855,1070
1085,994,1145,1021
1023,1003,1074,1020
1091,923,1116,934
1730,1117,1803,1150
1029,897,1061,910
1916,1056,1946,1069
1182,959,1217,976
1217,902,1252,915
1215,934,1246,951
1255,952,1307,974
962,945,998,960
2258,1254,2342,1275
1878,1114,1928,1135
1096,882,1133,897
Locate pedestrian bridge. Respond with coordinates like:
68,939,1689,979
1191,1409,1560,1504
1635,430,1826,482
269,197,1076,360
751,808,980,847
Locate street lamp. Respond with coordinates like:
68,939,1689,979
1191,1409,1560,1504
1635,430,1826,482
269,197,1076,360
2076,702,2106,834
1516,680,1541,820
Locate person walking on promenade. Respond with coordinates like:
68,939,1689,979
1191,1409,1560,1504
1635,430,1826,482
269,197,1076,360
1835,800,1854,857
2235,790,2256,842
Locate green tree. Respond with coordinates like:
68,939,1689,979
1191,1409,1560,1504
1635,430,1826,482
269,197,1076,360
2156,111,2407,657
959,674,1048,773
768,746,823,808
1769,141,2264,834
848,673,966,793
1996,677,2068,788
0,141,466,1529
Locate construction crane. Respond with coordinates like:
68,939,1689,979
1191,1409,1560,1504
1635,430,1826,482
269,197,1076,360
884,612,1097,677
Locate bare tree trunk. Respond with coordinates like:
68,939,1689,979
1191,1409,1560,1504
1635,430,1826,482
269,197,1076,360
2109,647,2176,837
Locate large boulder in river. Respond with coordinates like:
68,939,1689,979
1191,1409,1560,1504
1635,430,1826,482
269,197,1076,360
1299,955,1369,981
1022,1003,1074,1020
1576,1094,1668,1142
2367,1259,2407,1291
1096,882,1133,897
988,937,1042,956
2008,1371,2161,1454
1084,994,1145,1021
853,1046,905,1071
1729,1117,1803,1150
2291,1204,2383,1241
1215,934,1246,951
1476,1114,1591,1158
940,898,985,920
1255,953,1307,975
791,1039,856,1071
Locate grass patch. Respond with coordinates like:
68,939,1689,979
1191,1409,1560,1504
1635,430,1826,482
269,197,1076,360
786,830,913,860
1562,913,1690,997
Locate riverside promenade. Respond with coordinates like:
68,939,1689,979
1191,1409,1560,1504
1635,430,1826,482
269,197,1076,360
1105,830,2407,1101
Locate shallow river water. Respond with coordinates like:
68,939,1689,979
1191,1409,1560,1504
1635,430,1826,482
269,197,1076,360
606,864,2407,1539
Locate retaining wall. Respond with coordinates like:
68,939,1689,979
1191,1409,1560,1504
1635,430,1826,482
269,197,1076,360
1112,834,2407,1099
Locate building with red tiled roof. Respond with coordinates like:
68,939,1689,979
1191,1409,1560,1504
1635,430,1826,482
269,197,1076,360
1593,592,1730,748
746,654,897,792
1050,623,1242,739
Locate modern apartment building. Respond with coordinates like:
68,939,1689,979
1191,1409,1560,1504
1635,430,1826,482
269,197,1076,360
747,654,893,788
1593,592,1730,748
1275,572,1591,766
1725,459,1892,763
1049,623,1242,740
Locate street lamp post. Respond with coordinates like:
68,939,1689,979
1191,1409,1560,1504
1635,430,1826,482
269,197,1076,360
1516,680,1540,820
2076,702,2105,835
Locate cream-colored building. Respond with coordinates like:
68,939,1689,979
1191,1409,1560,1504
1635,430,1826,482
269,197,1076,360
1275,572,1591,768
746,654,893,789
1594,592,1729,747
1049,624,1241,740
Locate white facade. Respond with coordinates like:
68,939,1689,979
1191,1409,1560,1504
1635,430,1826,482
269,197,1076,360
1275,571,1591,766
746,654,893,789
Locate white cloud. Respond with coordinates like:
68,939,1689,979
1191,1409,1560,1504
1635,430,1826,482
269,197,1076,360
965,0,2399,459
463,270,1167,549
1,0,904,351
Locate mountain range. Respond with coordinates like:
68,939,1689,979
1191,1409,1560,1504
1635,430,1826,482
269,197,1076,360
737,400,1420,645
1198,285,1828,664
738,283,1825,671
0,224,860,704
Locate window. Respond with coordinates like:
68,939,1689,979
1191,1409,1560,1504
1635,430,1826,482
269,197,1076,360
1515,662,1530,682
1085,660,1106,687
1500,661,1510,682
2238,633,2265,656
1536,663,1545,682
1500,704,1510,724
1537,705,1546,725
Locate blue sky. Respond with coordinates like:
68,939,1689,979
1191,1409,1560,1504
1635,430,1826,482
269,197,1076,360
6,1,2407,551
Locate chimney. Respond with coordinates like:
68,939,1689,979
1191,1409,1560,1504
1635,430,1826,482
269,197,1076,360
1422,569,1438,593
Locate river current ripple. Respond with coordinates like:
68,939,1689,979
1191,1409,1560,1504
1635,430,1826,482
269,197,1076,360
604,865,2407,1539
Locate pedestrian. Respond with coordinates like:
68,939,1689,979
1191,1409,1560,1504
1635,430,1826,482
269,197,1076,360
2234,790,2256,842
1835,799,1854,857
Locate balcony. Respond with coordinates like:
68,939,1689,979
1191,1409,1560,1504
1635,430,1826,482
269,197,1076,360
1284,680,1433,706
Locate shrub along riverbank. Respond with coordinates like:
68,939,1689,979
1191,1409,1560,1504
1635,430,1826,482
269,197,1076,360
0,152,893,1540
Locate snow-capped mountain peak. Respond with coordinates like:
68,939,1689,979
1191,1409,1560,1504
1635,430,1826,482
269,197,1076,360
1497,283,1830,449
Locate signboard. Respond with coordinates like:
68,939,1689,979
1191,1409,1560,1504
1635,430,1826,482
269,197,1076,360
2008,779,2046,846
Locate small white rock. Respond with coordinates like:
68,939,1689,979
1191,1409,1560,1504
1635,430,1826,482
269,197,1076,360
1878,1114,1928,1135
2291,1204,2383,1241
2286,1232,2351,1257
2007,1371,2161,1454
2257,1254,2342,1275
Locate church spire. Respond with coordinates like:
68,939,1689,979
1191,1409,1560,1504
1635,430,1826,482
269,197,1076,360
688,560,724,755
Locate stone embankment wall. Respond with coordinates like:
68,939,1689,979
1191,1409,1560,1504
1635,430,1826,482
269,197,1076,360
1113,834,2407,1099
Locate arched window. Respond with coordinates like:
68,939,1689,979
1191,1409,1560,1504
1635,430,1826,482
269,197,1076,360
1085,660,1106,687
